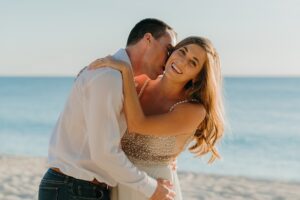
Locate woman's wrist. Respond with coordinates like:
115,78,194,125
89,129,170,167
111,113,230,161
121,65,132,76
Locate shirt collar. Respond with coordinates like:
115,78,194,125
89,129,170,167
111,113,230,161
112,48,132,69
113,48,139,87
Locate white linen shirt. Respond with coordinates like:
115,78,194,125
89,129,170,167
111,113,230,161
48,49,157,198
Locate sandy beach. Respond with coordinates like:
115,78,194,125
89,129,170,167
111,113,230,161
1,155,299,200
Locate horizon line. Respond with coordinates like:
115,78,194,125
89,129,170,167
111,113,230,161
1,75,300,78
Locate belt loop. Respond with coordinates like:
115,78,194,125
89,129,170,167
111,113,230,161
77,185,82,196
67,181,75,195
64,173,69,183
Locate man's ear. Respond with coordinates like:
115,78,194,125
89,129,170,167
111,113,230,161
143,33,153,44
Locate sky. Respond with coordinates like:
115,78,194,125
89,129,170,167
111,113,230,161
0,0,299,76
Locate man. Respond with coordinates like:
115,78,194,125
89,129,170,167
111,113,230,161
38,18,177,200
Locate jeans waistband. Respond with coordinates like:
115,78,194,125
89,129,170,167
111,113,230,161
49,168,111,190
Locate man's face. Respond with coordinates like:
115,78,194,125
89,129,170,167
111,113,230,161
145,30,177,79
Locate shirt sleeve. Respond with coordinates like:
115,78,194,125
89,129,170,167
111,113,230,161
84,69,157,198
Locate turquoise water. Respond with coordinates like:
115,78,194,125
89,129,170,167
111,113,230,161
0,77,299,182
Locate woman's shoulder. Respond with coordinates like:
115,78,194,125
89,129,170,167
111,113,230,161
171,100,206,117
134,74,151,94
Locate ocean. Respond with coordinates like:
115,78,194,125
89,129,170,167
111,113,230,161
0,77,299,182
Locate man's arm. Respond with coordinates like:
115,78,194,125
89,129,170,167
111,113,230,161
84,69,157,197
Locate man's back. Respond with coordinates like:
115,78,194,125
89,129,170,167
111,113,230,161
48,66,126,182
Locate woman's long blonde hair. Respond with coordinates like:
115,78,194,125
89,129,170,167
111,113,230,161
174,36,225,163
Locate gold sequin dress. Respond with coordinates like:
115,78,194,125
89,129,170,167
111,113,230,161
111,80,193,200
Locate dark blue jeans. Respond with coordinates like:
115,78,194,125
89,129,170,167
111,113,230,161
38,168,110,200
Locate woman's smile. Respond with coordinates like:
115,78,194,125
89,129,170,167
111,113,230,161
171,63,183,74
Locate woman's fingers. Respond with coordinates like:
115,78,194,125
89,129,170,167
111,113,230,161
88,58,105,70
88,55,116,70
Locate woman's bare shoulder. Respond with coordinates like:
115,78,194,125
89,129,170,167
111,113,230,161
174,101,206,118
134,74,150,93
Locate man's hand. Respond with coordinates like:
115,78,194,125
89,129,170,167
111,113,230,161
150,178,175,200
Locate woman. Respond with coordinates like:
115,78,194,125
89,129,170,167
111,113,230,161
89,36,225,200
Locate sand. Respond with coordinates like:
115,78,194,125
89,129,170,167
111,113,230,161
0,155,299,200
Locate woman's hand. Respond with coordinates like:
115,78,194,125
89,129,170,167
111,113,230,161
88,56,130,73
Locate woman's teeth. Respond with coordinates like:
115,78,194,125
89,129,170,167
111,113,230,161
171,63,183,74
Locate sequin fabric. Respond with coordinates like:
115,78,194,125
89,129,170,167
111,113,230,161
121,132,178,166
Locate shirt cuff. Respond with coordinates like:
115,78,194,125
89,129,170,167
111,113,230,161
138,176,157,198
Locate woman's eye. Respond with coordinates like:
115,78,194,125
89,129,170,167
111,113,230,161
190,60,197,67
179,49,185,55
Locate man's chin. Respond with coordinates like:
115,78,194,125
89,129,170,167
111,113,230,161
146,72,158,80
146,69,163,80
148,74,157,80
157,71,164,77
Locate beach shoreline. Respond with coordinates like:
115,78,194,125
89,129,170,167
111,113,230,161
1,155,299,200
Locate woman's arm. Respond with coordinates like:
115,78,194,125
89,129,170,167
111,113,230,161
88,57,206,136
89,56,130,74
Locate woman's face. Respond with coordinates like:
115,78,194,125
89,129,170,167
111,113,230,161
164,44,207,83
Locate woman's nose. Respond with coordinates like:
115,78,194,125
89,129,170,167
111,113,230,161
177,59,187,68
